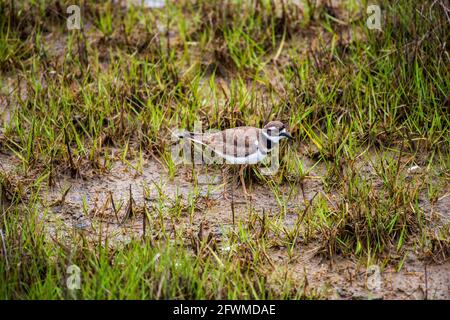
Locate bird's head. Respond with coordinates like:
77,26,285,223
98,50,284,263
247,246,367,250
263,121,294,143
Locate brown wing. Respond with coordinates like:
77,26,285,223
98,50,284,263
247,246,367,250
202,127,261,158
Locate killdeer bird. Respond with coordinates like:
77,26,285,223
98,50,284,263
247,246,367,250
178,121,293,198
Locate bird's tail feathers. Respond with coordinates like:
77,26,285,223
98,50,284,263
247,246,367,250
174,130,204,141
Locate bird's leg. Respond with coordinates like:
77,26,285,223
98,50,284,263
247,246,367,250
221,166,230,200
239,165,251,199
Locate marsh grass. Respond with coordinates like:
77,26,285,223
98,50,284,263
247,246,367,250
0,0,449,299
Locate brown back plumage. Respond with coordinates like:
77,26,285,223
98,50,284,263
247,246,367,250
201,127,262,158
185,121,287,160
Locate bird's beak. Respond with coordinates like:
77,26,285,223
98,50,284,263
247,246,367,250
281,131,294,140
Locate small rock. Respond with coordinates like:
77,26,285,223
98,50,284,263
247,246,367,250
74,219,90,230
336,287,349,298
407,165,422,174
221,246,231,252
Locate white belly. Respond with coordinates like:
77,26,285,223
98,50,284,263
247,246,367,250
219,150,267,165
